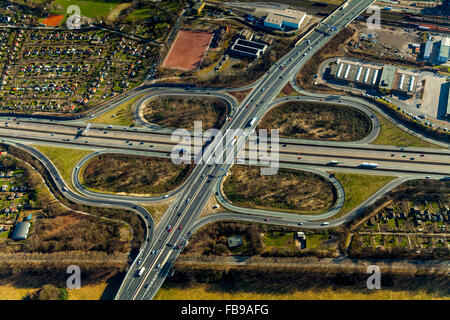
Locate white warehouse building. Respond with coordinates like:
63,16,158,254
263,8,306,30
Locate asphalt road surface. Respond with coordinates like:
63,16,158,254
115,0,385,300
0,0,446,301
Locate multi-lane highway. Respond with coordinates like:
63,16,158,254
0,0,447,301
1,116,448,184
114,0,391,300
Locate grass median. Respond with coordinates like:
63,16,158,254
372,112,441,148
31,145,93,188
89,93,148,127
333,172,396,217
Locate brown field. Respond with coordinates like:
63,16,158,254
82,154,193,195
227,89,252,103
143,96,227,130
41,14,65,27
259,101,371,142
277,82,300,98
155,283,449,300
223,166,336,214
163,30,213,70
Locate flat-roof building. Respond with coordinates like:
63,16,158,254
239,29,253,41
329,58,417,96
393,69,417,95
438,37,450,63
447,84,450,120
230,38,267,59
227,235,243,248
423,39,433,60
264,8,306,30
378,65,397,92
12,222,30,240
330,58,383,88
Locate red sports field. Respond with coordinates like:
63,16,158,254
163,30,213,71
42,14,65,27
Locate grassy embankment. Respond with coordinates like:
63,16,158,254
31,145,93,189
52,0,122,19
139,202,171,226
276,82,301,98
89,93,148,127
372,112,442,148
226,89,252,104
333,172,396,217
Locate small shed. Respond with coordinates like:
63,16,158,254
227,235,243,248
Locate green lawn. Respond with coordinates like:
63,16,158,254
334,172,396,217
52,0,123,19
262,232,295,252
398,237,409,248
32,145,93,188
305,234,330,249
125,8,153,22
362,235,373,247
89,93,147,126
385,218,396,229
384,236,396,248
374,235,383,246
372,112,440,148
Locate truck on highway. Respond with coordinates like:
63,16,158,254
230,136,237,146
361,162,378,169
340,2,348,10
247,117,257,127
137,267,145,277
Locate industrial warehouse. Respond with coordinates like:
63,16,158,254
263,8,307,30
438,36,450,63
330,58,418,96
230,38,267,59
422,35,450,64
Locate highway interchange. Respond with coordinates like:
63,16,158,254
0,0,448,300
